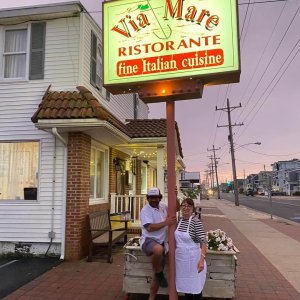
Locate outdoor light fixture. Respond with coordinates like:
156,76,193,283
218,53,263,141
137,78,203,102
113,158,121,172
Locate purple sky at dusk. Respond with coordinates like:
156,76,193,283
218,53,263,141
1,0,299,183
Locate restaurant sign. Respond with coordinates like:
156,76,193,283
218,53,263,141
103,0,240,96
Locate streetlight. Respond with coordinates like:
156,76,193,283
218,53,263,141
218,162,230,166
230,142,261,206
235,142,261,151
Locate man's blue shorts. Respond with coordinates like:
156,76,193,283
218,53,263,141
142,237,164,256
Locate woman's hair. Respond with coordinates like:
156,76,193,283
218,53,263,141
181,198,195,209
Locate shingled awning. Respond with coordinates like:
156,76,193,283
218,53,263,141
32,85,183,158
125,119,183,158
32,85,128,135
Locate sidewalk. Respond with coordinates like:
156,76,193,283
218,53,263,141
3,198,300,300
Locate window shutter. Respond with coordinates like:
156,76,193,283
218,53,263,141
134,94,138,119
29,22,46,80
106,90,110,101
90,31,97,87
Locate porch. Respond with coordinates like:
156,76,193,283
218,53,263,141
110,193,154,227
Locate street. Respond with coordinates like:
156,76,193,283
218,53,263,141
0,257,60,299
220,192,300,223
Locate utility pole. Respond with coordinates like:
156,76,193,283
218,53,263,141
216,99,243,206
208,145,221,199
208,158,214,190
204,170,210,191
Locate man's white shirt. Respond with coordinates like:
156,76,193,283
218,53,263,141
140,202,168,247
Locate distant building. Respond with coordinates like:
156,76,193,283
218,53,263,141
271,159,300,194
244,174,259,192
258,171,274,193
179,171,200,191
220,182,229,192
237,179,244,190
285,170,300,195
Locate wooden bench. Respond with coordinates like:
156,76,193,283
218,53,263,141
87,210,129,263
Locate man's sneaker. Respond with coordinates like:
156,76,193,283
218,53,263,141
155,271,168,288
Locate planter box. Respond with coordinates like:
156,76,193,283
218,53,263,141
204,249,237,298
123,238,238,298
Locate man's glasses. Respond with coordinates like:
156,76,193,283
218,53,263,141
180,204,192,208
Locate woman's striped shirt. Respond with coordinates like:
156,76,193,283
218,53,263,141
177,217,207,244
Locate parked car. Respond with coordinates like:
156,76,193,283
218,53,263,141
245,188,254,196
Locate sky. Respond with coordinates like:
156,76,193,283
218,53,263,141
1,0,299,183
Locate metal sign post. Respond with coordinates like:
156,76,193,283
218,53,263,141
166,99,177,300
268,176,273,219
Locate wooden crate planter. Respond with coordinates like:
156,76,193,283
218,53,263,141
123,239,238,298
123,248,169,295
204,250,237,299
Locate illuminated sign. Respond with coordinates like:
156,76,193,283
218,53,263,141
103,0,240,95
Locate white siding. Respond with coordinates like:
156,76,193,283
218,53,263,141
0,17,80,247
0,10,149,254
79,14,149,122
137,98,149,119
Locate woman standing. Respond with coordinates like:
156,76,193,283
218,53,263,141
175,198,207,300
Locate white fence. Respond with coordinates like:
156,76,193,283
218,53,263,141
110,193,147,226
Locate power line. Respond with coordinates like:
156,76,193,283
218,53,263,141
239,0,287,5
236,40,300,140
234,32,299,141
238,148,300,157
234,0,288,128
237,4,299,131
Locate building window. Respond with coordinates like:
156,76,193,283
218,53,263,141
0,141,39,201
90,31,102,90
4,28,27,78
95,46,102,88
90,30,111,100
1,22,45,80
89,143,108,203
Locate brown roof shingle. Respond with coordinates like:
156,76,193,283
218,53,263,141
31,85,128,135
125,119,166,138
125,119,183,157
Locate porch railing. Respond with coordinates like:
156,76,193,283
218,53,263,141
110,193,184,227
110,193,147,226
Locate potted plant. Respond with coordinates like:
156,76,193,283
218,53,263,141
203,229,238,298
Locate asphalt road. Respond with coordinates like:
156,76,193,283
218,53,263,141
220,192,300,223
0,257,60,299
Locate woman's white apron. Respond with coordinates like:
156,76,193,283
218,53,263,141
175,216,207,294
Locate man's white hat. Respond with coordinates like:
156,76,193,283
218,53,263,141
147,187,162,198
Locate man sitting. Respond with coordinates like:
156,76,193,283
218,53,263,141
140,187,177,300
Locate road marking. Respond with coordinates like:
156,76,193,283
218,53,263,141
257,198,300,207
0,260,18,269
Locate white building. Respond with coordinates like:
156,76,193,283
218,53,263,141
271,159,300,195
0,2,184,260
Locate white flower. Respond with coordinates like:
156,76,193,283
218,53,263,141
206,229,235,252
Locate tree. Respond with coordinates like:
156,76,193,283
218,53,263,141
182,188,199,200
